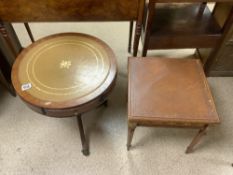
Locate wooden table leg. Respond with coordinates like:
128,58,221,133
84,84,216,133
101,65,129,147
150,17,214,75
186,125,208,154
128,21,134,53
24,23,35,43
141,1,156,57
132,22,140,56
0,22,18,57
127,122,137,150
77,114,89,156
132,0,145,56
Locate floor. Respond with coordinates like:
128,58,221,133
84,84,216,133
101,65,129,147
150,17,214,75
0,22,232,175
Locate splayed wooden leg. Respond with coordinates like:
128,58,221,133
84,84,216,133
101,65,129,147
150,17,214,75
186,125,208,153
127,122,137,150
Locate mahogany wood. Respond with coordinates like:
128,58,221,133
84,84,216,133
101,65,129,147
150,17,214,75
153,0,232,2
0,0,145,61
133,0,146,56
140,3,224,56
130,1,233,61
203,3,233,75
11,33,117,155
143,4,221,47
128,21,134,53
127,57,220,153
0,22,18,57
185,125,208,153
0,0,139,22
0,50,16,96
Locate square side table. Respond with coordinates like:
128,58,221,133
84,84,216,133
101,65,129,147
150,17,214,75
127,57,220,153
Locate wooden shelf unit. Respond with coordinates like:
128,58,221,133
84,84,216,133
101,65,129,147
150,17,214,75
141,3,222,49
137,1,233,66
197,3,233,76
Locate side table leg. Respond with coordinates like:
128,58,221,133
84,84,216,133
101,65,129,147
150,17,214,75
132,0,145,56
24,23,35,43
128,21,133,53
127,122,137,150
186,125,208,154
133,22,141,57
77,114,89,156
0,22,18,57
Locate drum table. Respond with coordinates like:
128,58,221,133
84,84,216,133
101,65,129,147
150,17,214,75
11,33,117,156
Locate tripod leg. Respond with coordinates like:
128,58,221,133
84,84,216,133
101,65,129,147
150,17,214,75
77,114,89,156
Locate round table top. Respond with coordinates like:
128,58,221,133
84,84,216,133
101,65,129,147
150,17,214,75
12,33,117,109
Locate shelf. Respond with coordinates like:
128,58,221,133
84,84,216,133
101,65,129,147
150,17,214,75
142,3,222,49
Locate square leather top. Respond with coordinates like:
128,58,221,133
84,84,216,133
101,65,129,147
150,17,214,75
128,57,220,125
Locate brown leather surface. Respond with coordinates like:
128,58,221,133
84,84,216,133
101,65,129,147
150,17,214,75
128,57,220,124
12,33,117,109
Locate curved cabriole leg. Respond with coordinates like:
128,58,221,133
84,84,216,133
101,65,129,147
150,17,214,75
77,114,89,156
127,122,137,150
186,125,208,154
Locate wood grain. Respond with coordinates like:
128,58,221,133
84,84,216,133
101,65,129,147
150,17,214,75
0,0,139,22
